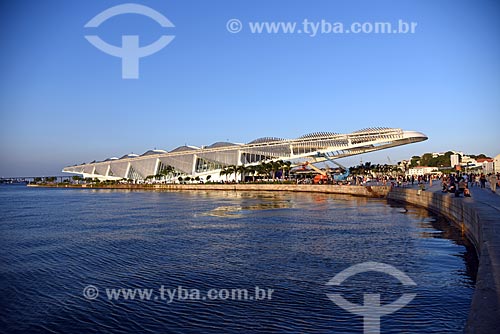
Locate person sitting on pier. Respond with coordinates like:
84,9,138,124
464,184,471,197
456,178,466,197
448,174,456,193
441,176,448,193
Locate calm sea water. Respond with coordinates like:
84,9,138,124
0,185,477,333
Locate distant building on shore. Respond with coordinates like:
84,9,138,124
62,128,428,182
478,158,495,174
450,154,460,168
407,151,499,175
408,166,439,176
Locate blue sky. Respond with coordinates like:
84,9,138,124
1,0,499,176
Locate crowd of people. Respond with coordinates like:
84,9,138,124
440,172,499,197
353,172,499,198
353,174,433,187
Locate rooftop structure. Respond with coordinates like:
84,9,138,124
62,127,427,181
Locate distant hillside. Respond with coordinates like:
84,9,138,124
410,152,491,167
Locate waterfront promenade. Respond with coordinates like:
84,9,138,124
387,183,500,334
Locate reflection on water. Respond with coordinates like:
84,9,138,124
200,194,294,218
0,186,477,334
387,201,478,287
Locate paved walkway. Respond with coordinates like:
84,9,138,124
413,181,500,213
366,179,500,212
392,181,500,333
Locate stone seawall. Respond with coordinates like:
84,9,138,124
151,183,392,197
387,188,500,334
29,183,392,198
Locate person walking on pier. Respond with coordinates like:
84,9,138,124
474,174,480,187
480,174,487,188
489,173,498,193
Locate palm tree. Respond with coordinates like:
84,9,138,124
275,160,292,179
281,160,292,180
246,165,257,182
220,166,235,182
270,161,282,181
259,162,272,180
228,165,237,182
236,165,247,183
219,167,227,181
160,165,176,182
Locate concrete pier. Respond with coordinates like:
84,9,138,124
28,183,392,197
387,185,500,334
